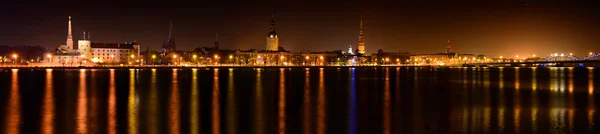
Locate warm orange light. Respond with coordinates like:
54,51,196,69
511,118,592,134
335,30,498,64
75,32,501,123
47,54,52,58
385,58,390,62
173,55,177,58
305,56,309,60
280,56,285,59
319,56,324,60
80,54,85,58
214,55,219,59
130,55,134,58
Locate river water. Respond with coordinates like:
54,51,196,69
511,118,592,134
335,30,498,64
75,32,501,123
0,67,598,133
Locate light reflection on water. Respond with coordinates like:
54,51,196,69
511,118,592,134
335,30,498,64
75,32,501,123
0,67,597,133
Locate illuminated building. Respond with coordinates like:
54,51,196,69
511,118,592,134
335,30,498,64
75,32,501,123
266,13,280,51
45,16,141,65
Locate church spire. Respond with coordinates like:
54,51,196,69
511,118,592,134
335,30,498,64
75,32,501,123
268,12,277,36
215,33,220,50
66,16,74,50
359,16,363,36
168,20,173,40
357,16,365,54
68,16,72,39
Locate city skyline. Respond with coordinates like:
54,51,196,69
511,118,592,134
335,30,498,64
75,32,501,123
1,2,600,57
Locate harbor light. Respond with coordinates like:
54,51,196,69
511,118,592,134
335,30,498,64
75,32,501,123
193,54,197,59
173,55,177,59
47,54,52,58
214,55,219,59
590,52,593,56
306,56,309,60
229,55,233,59
152,55,156,59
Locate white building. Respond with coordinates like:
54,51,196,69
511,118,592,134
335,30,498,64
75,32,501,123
45,16,140,65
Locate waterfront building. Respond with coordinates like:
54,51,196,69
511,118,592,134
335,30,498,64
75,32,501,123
44,16,141,65
372,49,411,65
266,13,280,51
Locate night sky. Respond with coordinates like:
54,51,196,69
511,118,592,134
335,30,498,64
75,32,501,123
1,1,599,57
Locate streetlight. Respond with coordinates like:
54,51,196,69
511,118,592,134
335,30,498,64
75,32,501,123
590,52,593,56
151,55,156,65
12,54,18,64
47,54,52,63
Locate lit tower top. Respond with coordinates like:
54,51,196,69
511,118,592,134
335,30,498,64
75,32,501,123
268,13,277,37
357,16,365,54
66,16,74,50
446,40,453,53
266,12,280,51
162,20,176,55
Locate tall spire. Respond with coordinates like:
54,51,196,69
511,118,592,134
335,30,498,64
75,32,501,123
168,20,173,40
446,40,453,53
66,16,74,50
215,33,220,50
357,16,365,54
68,16,72,39
359,16,363,36
269,12,276,35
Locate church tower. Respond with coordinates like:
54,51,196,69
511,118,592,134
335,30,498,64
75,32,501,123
266,13,280,51
161,20,176,55
357,17,366,54
446,40,453,53
66,16,74,50
214,33,220,51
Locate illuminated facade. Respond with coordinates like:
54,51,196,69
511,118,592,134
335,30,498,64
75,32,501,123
46,16,141,65
266,13,280,51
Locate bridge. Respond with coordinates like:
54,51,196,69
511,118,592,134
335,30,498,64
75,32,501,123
467,53,600,67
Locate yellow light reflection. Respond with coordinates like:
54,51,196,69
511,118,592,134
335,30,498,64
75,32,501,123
212,69,221,134
589,68,594,94
6,69,20,134
532,68,537,91
255,69,265,134
170,69,180,134
568,68,574,94
77,69,88,134
191,69,199,134
90,70,99,134
383,68,391,134
108,69,116,134
148,69,158,134
226,68,237,134
303,68,311,134
42,69,54,134
278,68,286,134
128,69,138,134
317,68,326,134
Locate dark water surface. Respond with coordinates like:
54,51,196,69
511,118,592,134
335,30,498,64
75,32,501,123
0,67,599,133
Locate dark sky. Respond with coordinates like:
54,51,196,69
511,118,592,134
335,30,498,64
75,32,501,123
1,1,599,57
